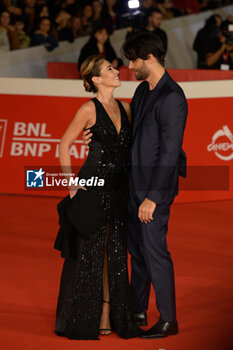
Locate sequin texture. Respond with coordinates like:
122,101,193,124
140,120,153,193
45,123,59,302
55,98,141,340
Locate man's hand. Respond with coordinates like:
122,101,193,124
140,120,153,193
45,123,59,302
138,198,156,224
82,129,93,149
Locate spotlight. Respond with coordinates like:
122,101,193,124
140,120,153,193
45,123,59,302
128,0,140,9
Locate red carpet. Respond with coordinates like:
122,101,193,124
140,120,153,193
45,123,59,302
0,195,233,350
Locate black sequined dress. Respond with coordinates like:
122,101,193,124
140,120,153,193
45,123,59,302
55,98,141,340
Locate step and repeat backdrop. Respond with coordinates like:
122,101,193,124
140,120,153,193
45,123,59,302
0,78,232,203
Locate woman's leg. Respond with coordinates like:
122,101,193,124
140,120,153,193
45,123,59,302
99,224,111,335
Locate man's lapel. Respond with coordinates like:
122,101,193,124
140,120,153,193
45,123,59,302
132,83,148,137
132,70,169,140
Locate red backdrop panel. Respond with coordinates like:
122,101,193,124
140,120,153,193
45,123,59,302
46,63,233,82
0,94,232,202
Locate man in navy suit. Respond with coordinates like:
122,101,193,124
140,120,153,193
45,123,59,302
122,32,188,338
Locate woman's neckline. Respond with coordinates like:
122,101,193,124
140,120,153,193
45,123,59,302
95,97,122,136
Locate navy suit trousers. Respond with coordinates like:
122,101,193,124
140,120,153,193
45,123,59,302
127,187,176,322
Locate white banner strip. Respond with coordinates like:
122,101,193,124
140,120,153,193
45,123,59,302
0,77,233,99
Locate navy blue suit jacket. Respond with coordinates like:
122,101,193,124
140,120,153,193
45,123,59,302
129,70,188,205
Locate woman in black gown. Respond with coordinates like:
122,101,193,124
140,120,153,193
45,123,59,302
54,54,142,340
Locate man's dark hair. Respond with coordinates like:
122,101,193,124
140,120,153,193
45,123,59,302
148,8,162,17
122,32,166,66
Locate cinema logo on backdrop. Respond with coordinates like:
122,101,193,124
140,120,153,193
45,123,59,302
6,122,88,159
207,125,233,161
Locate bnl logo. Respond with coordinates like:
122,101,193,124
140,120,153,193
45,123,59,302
26,168,45,187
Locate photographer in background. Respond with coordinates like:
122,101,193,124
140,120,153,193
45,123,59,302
126,8,168,53
193,14,222,69
206,20,233,70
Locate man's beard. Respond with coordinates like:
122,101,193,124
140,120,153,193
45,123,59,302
134,61,150,80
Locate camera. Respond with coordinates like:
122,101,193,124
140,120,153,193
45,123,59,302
121,10,146,29
220,21,233,45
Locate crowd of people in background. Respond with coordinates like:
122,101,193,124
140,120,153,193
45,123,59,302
0,0,233,70
193,12,233,69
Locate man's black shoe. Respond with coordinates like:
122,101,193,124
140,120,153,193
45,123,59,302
141,318,178,339
134,311,147,326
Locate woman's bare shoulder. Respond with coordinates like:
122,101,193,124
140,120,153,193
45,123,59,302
77,99,96,114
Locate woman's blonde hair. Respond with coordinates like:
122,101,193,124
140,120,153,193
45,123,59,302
80,54,105,93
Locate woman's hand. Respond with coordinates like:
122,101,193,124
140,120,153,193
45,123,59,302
82,129,92,149
69,189,77,199
69,185,87,199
